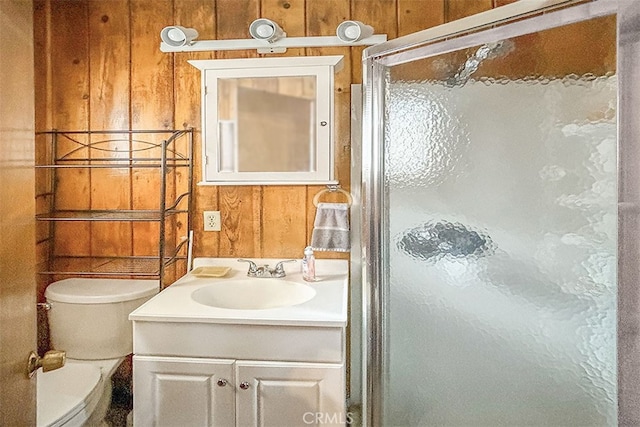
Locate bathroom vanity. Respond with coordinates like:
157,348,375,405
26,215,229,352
129,258,348,427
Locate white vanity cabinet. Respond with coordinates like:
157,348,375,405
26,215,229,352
129,258,349,427
133,356,346,427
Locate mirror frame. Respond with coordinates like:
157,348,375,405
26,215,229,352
190,56,344,185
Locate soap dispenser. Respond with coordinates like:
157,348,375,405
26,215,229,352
302,246,316,282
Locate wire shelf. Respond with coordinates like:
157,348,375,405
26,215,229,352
36,128,194,287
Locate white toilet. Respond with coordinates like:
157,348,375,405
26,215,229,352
37,278,158,427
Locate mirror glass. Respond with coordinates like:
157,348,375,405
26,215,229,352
217,76,317,173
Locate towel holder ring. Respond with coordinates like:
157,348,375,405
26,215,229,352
313,185,353,207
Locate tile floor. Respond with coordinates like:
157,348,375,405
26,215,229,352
104,373,133,426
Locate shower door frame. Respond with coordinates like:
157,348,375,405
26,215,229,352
360,0,640,425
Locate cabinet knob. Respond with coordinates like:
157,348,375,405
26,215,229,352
239,381,250,390
217,378,227,387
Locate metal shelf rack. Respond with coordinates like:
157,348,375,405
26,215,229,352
36,129,194,287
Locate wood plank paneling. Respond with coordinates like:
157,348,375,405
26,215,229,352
219,186,262,257
175,0,216,268
307,0,349,37
262,186,307,257
446,0,493,21
398,0,445,36
351,0,398,84
494,0,518,7
305,0,351,80
262,0,306,57
88,0,131,258
217,0,260,59
130,0,173,262
50,0,90,257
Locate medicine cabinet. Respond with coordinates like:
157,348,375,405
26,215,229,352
189,56,343,185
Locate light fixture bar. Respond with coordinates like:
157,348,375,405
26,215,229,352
160,34,387,53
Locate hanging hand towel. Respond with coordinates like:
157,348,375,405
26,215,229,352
311,202,350,252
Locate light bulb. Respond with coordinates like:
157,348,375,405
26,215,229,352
167,28,185,42
256,24,274,38
344,26,360,40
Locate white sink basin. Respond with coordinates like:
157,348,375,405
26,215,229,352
191,278,316,310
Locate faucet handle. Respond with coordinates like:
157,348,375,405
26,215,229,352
237,259,258,275
274,259,297,275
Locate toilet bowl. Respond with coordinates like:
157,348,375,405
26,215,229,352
37,278,158,427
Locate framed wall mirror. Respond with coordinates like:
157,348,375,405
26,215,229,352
190,56,343,185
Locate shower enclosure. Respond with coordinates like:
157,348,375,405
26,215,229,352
360,1,640,425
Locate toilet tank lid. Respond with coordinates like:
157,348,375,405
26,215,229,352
45,279,159,304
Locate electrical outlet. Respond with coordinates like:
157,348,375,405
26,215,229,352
203,211,221,231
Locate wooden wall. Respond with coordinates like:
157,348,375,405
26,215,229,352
34,0,515,290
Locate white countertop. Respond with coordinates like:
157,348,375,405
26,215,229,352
129,257,349,327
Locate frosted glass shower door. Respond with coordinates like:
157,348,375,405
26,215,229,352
378,8,618,427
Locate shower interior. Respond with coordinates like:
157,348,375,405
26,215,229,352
359,3,627,426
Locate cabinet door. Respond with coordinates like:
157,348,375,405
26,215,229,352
133,355,235,427
235,361,346,427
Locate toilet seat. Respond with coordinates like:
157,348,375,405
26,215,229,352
37,362,103,427
69,357,123,379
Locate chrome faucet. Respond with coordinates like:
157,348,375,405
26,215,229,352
237,259,296,278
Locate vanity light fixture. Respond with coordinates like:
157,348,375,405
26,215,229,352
336,20,374,43
160,25,199,47
159,19,386,54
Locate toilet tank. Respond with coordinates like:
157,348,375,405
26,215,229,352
45,279,159,360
